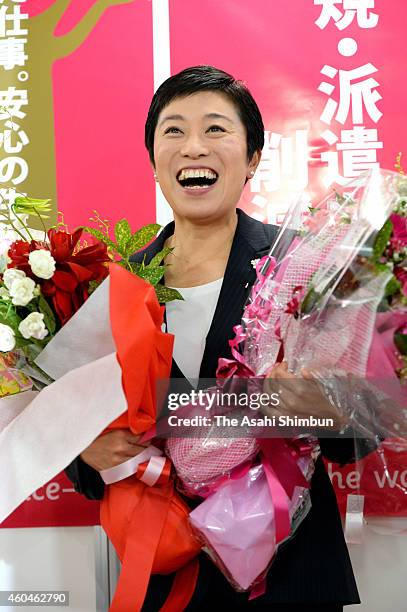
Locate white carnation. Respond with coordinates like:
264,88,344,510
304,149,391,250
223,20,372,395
18,312,48,341
0,323,16,352
3,268,26,290
28,249,56,280
9,277,36,306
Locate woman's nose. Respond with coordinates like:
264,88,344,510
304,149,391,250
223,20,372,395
180,133,210,158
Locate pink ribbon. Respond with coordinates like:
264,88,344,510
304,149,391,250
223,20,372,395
247,438,313,601
249,580,267,600
259,438,310,544
243,256,277,322
262,459,291,543
216,356,256,379
226,256,277,362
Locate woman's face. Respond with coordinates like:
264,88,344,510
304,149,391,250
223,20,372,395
153,91,260,223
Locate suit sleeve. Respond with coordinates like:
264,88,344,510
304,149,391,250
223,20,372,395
318,429,383,466
65,456,105,500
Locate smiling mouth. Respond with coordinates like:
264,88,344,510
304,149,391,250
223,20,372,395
177,168,219,190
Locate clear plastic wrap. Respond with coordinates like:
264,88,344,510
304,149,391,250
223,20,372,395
0,351,33,398
237,169,406,442
166,168,407,591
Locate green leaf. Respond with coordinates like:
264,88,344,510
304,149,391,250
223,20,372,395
13,336,32,349
114,219,132,253
0,303,20,332
138,265,166,286
82,226,117,252
385,276,401,298
13,197,52,216
300,287,320,315
38,295,57,334
125,224,161,256
149,246,172,269
17,338,42,355
372,219,393,261
395,332,407,356
154,285,184,304
88,280,101,295
128,262,141,275
374,262,391,274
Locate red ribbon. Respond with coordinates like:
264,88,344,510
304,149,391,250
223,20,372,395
136,457,172,486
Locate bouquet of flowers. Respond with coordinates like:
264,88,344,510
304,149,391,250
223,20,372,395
239,168,406,431
0,196,180,393
0,194,183,510
165,167,407,594
0,196,203,612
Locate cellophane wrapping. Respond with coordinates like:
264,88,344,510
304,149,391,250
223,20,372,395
189,445,317,591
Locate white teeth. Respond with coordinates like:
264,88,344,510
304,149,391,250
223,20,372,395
178,168,218,181
185,184,211,190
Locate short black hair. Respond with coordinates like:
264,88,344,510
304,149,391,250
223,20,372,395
145,65,264,166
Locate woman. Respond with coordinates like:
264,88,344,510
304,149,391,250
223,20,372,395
66,66,369,611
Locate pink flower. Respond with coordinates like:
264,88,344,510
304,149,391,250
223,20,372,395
303,208,330,233
390,214,407,251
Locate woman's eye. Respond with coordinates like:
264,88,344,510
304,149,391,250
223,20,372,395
207,125,225,133
164,126,182,134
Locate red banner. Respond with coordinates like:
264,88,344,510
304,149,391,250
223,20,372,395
2,443,406,528
327,441,407,517
0,472,99,528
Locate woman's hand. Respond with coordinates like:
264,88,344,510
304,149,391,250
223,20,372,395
80,429,149,471
262,361,348,431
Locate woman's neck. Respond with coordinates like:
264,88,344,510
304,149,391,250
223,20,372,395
164,211,238,288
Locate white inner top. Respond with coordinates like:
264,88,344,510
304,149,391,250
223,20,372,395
165,278,223,386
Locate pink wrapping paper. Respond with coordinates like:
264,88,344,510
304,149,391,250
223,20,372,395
189,462,311,591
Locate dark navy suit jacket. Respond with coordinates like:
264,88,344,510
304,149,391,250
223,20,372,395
66,209,370,608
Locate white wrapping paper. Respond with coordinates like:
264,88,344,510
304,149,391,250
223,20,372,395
0,391,39,432
0,278,128,522
35,278,115,378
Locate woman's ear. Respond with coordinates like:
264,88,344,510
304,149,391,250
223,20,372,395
151,163,158,182
247,150,261,179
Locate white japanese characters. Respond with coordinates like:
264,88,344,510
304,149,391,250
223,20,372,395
314,0,379,31
0,2,28,70
321,126,382,185
0,1,29,207
250,129,309,223
314,0,382,186
319,63,382,125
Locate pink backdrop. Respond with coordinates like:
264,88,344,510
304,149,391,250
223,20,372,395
25,0,155,229
23,0,407,228
169,0,407,221
2,0,406,527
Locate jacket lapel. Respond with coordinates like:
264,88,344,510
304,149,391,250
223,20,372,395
131,210,278,382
